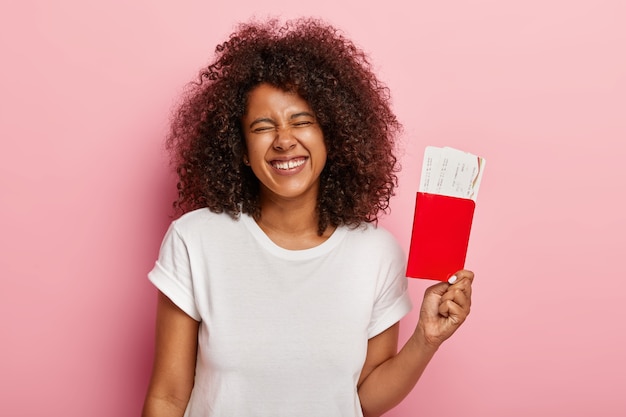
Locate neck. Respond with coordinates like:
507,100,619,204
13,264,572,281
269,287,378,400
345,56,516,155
257,194,333,250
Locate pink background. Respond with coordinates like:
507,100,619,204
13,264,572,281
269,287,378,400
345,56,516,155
1,0,624,415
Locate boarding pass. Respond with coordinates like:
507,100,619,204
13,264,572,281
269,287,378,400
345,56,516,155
419,146,486,201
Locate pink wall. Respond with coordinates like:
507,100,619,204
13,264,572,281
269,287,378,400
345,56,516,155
1,1,624,415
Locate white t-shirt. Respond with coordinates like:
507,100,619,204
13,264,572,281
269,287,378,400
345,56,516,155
148,209,412,417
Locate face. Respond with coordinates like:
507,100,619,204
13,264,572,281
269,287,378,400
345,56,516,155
242,83,327,204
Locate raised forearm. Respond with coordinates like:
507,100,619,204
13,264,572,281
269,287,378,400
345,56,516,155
358,334,439,417
142,395,188,417
358,272,474,416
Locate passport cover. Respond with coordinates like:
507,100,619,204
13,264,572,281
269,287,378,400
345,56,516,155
406,192,476,281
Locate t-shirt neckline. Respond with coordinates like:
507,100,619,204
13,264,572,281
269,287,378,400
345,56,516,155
240,213,348,260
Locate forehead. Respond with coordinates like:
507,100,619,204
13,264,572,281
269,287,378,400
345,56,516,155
244,84,312,116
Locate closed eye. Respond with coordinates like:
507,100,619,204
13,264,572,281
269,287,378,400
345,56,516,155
292,121,313,127
248,117,276,133
252,125,275,133
290,112,317,128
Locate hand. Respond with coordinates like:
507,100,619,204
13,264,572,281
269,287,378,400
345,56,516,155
414,270,474,349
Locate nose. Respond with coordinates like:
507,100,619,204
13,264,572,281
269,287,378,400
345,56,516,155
272,126,297,151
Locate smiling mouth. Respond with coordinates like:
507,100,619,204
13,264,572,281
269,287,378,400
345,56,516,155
270,157,307,170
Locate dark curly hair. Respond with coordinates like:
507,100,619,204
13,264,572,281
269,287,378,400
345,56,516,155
167,17,402,234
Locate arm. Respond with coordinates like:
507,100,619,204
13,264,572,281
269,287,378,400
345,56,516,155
142,291,200,417
358,270,474,417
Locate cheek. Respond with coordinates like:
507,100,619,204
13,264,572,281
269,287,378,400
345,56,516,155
244,139,265,160
305,129,326,156
316,140,328,164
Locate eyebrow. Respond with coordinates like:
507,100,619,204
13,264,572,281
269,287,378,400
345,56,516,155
247,112,316,129
290,111,316,120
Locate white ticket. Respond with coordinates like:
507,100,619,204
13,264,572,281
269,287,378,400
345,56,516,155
419,146,485,201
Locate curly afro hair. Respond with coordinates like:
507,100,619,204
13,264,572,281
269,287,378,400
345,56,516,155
167,17,402,234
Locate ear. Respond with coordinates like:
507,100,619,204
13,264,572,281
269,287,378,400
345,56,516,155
243,154,250,166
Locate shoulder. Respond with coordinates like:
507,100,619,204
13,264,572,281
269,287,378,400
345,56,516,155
342,222,405,260
345,222,401,246
173,208,237,231
159,210,250,261
168,209,243,243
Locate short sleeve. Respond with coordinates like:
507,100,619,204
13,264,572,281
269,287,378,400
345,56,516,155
148,222,201,321
367,237,412,338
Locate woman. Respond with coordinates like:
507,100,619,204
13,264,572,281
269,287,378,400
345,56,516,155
143,17,474,417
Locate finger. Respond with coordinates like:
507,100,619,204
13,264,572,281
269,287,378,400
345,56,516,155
437,293,470,317
442,277,471,302
451,280,472,306
441,287,469,310
438,299,450,318
448,269,474,284
439,297,469,323
448,269,474,285
448,270,474,299
443,300,469,326
438,297,467,319
425,281,450,298
421,282,450,318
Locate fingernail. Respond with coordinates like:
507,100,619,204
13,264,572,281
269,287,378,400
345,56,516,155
448,275,458,284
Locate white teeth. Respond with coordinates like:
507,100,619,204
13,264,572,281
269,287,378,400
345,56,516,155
273,159,305,170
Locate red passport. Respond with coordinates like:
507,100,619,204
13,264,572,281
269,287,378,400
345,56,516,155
406,192,475,281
